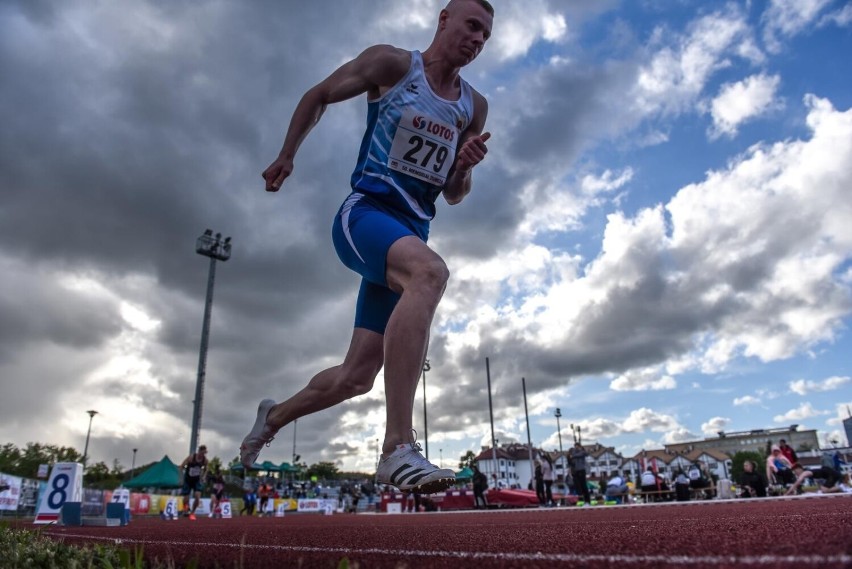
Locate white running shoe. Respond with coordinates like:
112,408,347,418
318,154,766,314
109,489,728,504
239,399,278,469
377,439,455,494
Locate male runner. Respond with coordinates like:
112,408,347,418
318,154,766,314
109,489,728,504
241,0,494,494
179,445,208,520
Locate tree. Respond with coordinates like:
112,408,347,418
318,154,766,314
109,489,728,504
84,461,110,483
459,450,477,470
0,442,82,478
306,461,339,481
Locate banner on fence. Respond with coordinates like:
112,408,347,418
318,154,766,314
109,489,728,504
0,473,22,511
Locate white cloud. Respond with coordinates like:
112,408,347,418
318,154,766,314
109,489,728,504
701,416,731,436
762,0,834,53
623,408,683,433
490,1,568,60
773,402,828,422
610,368,676,391
709,74,782,139
821,4,852,27
733,395,761,406
789,375,850,395
634,6,756,116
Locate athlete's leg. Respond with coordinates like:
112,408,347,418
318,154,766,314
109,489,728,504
381,235,448,455
263,329,384,430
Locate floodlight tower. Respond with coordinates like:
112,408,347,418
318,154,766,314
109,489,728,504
82,410,98,471
189,229,232,455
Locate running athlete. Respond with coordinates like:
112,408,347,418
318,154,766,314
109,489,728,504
241,0,494,494
179,445,208,520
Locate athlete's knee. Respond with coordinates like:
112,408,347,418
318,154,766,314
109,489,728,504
414,257,450,294
339,359,381,397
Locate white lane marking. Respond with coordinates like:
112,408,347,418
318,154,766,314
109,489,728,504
44,533,852,566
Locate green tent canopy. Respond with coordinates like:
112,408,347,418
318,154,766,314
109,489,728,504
456,467,474,480
123,455,182,489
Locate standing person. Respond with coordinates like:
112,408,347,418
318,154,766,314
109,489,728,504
179,445,208,520
569,442,591,505
240,484,257,516
257,481,272,517
240,0,494,496
778,439,798,466
207,467,226,518
534,459,545,505
541,453,555,506
472,464,488,509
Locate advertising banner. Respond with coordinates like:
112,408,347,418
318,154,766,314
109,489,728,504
0,473,22,511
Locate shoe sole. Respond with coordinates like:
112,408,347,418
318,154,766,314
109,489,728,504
240,399,276,468
412,476,455,494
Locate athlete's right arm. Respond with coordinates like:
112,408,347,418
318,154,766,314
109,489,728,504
263,45,409,192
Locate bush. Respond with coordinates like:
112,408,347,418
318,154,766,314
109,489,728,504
0,524,136,569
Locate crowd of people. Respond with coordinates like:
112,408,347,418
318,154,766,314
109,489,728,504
174,438,847,517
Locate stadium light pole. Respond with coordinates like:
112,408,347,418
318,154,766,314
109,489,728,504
190,229,232,456
82,410,98,471
554,408,564,481
292,418,298,465
486,357,497,487
422,359,431,459
131,448,138,479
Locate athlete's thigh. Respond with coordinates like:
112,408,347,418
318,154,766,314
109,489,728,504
332,193,414,287
385,234,446,294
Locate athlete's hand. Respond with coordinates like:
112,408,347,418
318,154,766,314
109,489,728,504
454,131,491,174
262,155,294,192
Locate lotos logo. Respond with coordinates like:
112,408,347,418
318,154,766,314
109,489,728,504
410,116,455,142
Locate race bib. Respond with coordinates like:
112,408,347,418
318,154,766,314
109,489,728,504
188,466,202,477
388,109,459,186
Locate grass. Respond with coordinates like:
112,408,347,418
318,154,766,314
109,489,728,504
0,522,354,568
0,522,187,569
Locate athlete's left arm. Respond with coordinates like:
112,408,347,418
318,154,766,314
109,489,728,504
443,92,489,205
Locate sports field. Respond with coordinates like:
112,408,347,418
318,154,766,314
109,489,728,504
28,493,852,568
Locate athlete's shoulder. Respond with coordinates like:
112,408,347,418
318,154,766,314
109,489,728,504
355,45,412,90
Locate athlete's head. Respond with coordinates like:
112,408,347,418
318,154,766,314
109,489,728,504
436,0,494,66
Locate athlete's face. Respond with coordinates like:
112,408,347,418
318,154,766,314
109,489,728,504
441,2,492,66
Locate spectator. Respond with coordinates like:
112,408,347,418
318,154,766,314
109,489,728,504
533,459,545,505
472,465,488,509
541,453,555,506
605,470,628,504
674,468,690,502
778,439,798,466
257,481,272,517
206,467,226,518
688,462,712,498
640,468,670,502
786,462,842,495
241,485,257,516
569,443,591,505
766,445,795,487
738,460,767,498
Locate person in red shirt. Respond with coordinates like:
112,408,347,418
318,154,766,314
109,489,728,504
778,439,798,465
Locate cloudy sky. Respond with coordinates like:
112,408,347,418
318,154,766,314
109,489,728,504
2,0,851,475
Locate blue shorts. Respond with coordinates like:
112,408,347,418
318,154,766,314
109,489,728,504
181,477,204,495
332,192,429,334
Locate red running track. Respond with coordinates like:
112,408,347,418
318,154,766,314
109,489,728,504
24,493,852,568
